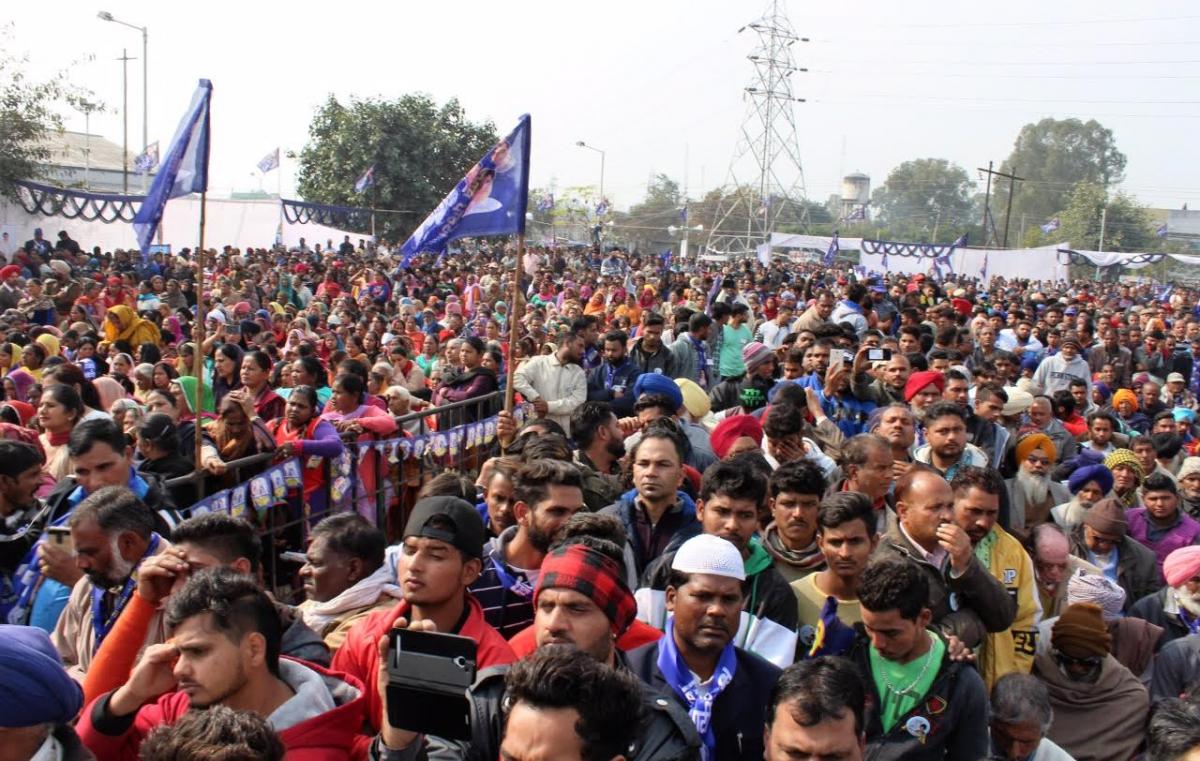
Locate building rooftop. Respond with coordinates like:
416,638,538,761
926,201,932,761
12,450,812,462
36,129,136,173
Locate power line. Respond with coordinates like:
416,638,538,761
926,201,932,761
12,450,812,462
807,13,1200,30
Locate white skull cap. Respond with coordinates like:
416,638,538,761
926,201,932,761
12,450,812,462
671,534,746,581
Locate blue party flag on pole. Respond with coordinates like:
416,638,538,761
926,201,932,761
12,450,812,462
257,147,279,174
1040,217,1060,234
133,79,212,259
401,114,531,268
822,232,840,266
980,251,989,283
1157,222,1170,238
354,165,376,194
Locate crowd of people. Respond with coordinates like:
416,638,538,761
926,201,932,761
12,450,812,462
2,225,1200,759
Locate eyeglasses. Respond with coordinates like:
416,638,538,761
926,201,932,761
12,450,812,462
1053,650,1101,669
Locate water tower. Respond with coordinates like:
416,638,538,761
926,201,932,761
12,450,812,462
841,172,870,221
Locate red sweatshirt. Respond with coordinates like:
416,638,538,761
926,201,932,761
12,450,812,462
78,659,366,761
330,594,515,737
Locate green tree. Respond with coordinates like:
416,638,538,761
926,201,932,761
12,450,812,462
296,94,498,242
1041,182,1153,252
1001,117,1126,232
870,158,975,242
0,35,101,200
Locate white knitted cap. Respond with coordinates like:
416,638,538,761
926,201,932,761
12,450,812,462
671,535,746,581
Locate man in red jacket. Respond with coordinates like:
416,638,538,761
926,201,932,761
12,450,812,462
77,568,366,760
331,496,515,742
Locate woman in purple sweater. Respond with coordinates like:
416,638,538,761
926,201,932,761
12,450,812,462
433,336,499,426
269,384,344,518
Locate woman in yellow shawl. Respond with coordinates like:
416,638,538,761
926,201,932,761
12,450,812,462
104,305,161,350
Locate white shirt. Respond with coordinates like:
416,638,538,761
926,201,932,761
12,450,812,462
512,353,587,435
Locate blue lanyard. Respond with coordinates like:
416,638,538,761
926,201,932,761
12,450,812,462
490,554,534,598
91,533,160,648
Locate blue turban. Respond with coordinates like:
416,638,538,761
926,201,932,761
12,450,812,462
1020,353,1040,372
0,625,82,726
1068,464,1114,497
1174,407,1197,424
633,373,684,412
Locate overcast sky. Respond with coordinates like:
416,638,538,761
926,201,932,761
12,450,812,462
8,0,1200,213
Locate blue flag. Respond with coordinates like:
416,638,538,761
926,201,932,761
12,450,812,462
1040,217,1060,234
133,79,212,258
401,114,531,267
980,251,989,282
679,205,688,223
354,165,375,194
660,248,672,271
1157,222,1169,238
951,233,968,248
822,232,840,266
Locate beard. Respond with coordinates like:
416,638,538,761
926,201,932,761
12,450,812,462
1176,586,1200,617
88,537,136,589
604,435,627,461
526,516,555,554
1016,468,1051,506
188,660,250,709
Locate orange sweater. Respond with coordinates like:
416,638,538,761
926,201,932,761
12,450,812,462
81,592,158,706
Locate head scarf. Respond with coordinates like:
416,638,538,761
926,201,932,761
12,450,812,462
1104,449,1144,484
34,333,60,360
1,401,36,427
4,369,35,402
93,376,128,412
176,375,215,415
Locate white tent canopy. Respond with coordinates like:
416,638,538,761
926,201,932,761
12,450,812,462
760,233,1068,281
0,195,368,254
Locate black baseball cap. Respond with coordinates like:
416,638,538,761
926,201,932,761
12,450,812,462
403,497,485,559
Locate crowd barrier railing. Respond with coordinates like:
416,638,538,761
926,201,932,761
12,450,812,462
162,391,521,597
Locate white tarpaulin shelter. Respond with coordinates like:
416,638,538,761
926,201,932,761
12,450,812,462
760,233,1068,282
0,195,368,253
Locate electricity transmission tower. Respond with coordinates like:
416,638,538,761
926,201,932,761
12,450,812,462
705,0,811,257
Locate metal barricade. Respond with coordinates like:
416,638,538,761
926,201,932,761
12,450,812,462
161,390,505,598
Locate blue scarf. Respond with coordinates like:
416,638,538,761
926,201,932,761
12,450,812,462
689,335,710,388
656,616,738,761
91,532,161,648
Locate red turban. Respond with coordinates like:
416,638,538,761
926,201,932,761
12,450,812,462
0,266,19,281
710,414,763,459
904,370,946,403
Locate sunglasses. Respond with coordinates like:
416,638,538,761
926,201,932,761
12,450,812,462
1053,650,1101,669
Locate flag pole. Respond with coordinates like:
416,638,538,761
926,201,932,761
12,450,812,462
503,233,523,419
193,190,208,485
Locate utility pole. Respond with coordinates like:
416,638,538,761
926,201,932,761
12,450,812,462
977,162,1024,247
979,161,993,248
1098,206,1108,252
118,48,136,193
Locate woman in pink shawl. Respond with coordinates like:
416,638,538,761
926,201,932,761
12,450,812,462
93,376,128,412
320,373,398,520
3,368,36,402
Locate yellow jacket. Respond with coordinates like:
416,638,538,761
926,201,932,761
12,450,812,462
978,525,1042,690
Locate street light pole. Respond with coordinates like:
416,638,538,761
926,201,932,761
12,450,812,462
575,141,606,204
98,11,148,192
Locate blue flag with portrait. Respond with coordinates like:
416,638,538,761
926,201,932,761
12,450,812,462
400,114,531,268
